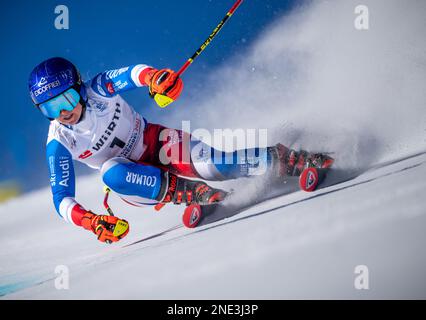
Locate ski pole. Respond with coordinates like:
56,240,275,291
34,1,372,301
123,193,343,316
176,0,243,76
102,186,130,243
103,186,115,216
154,0,244,107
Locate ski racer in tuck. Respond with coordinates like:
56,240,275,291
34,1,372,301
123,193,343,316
28,57,333,243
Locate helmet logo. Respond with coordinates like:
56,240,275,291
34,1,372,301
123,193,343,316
37,77,47,87
33,80,61,97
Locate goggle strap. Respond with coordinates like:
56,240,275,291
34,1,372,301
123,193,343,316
63,91,74,106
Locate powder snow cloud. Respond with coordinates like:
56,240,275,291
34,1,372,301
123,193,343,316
170,0,426,170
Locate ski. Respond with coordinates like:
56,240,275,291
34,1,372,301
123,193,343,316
182,154,336,228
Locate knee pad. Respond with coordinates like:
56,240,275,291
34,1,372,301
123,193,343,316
101,157,166,205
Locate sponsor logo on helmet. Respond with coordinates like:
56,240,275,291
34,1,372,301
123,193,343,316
34,80,61,97
37,77,48,86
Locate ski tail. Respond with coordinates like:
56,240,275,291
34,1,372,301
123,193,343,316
299,167,329,192
182,204,203,228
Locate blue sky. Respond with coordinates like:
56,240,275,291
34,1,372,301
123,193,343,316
0,0,296,192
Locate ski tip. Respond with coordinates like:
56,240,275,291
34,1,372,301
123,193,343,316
182,204,202,228
299,167,320,192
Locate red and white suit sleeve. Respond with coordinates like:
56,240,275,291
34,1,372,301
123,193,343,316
130,64,155,87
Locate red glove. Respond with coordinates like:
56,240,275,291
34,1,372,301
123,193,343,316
81,211,130,244
144,68,183,101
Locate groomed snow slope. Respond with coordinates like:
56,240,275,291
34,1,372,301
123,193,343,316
1,152,426,299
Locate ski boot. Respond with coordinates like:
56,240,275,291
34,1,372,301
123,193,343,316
155,173,227,211
269,143,334,177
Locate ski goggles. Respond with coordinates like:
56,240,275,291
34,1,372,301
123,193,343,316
37,88,80,119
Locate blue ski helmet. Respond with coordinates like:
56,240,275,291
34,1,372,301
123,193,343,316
28,57,87,119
